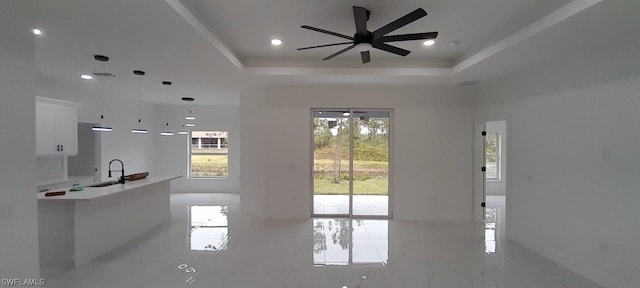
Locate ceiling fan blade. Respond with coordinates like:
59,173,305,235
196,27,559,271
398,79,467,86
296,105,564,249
297,42,354,51
353,6,368,35
379,32,438,43
360,51,371,64
301,25,354,40
323,45,356,60
372,8,427,38
372,42,410,56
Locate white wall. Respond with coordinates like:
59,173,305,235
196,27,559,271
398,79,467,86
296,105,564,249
153,104,240,193
68,123,97,177
35,73,157,182
0,1,40,278
474,43,640,288
238,86,266,217
485,120,506,195
239,85,474,220
97,102,156,181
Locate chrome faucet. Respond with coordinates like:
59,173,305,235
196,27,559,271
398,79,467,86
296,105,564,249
108,159,125,184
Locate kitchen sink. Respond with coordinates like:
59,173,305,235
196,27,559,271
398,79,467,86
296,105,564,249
85,180,120,188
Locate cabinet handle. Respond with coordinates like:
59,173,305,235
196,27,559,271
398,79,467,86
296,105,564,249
56,145,60,152
61,145,64,152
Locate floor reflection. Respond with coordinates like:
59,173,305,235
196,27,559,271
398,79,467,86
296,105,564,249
189,205,229,252
313,195,389,216
42,194,603,288
485,208,498,254
313,218,388,265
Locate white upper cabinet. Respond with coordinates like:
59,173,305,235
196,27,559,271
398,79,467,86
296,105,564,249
36,101,57,155
36,97,79,156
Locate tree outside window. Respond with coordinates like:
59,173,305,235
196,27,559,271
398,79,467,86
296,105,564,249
485,132,500,180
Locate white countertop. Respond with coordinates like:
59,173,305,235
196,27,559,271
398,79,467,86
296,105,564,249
38,176,95,191
37,176,180,201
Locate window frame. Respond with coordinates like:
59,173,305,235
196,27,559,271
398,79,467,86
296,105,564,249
484,132,501,181
187,130,229,179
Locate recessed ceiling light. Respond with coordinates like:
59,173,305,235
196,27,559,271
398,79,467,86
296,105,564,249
185,116,196,120
185,123,196,127
342,112,350,116
33,28,42,35
423,40,436,46
81,74,93,80
178,131,189,135
271,38,282,46
160,132,174,136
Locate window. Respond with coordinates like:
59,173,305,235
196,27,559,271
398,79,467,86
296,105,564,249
189,130,229,178
484,132,500,180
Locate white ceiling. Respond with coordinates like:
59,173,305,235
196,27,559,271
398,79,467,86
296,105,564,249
35,0,245,105
33,0,640,104
180,0,570,62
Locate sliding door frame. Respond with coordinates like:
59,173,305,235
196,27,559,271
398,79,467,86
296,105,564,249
310,108,393,219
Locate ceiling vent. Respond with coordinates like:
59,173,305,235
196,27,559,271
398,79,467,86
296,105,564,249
92,72,115,78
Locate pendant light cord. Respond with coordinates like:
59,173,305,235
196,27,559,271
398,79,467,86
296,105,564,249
99,77,105,120
162,81,173,131
137,75,142,124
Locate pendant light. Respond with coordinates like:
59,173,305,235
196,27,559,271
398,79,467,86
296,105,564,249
91,55,113,132
160,126,174,136
160,81,174,136
183,97,196,121
131,70,148,134
178,96,195,135
182,97,196,127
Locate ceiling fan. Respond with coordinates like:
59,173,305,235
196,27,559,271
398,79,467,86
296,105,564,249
297,6,438,64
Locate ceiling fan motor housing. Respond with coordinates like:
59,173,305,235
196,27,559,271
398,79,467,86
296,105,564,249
354,32,373,44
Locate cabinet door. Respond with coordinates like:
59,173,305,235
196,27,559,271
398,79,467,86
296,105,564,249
36,102,58,155
55,105,78,155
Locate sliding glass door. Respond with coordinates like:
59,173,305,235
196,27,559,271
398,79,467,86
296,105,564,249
312,111,351,215
352,111,390,216
312,109,391,218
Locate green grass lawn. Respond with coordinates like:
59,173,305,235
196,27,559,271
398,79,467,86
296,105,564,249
314,178,388,195
191,155,228,177
313,157,388,195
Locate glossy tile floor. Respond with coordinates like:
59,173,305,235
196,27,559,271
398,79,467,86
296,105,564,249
313,195,389,216
42,194,601,288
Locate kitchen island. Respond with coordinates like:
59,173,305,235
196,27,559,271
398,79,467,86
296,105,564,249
37,176,180,269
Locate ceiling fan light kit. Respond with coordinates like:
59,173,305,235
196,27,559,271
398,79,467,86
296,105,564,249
298,6,438,64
